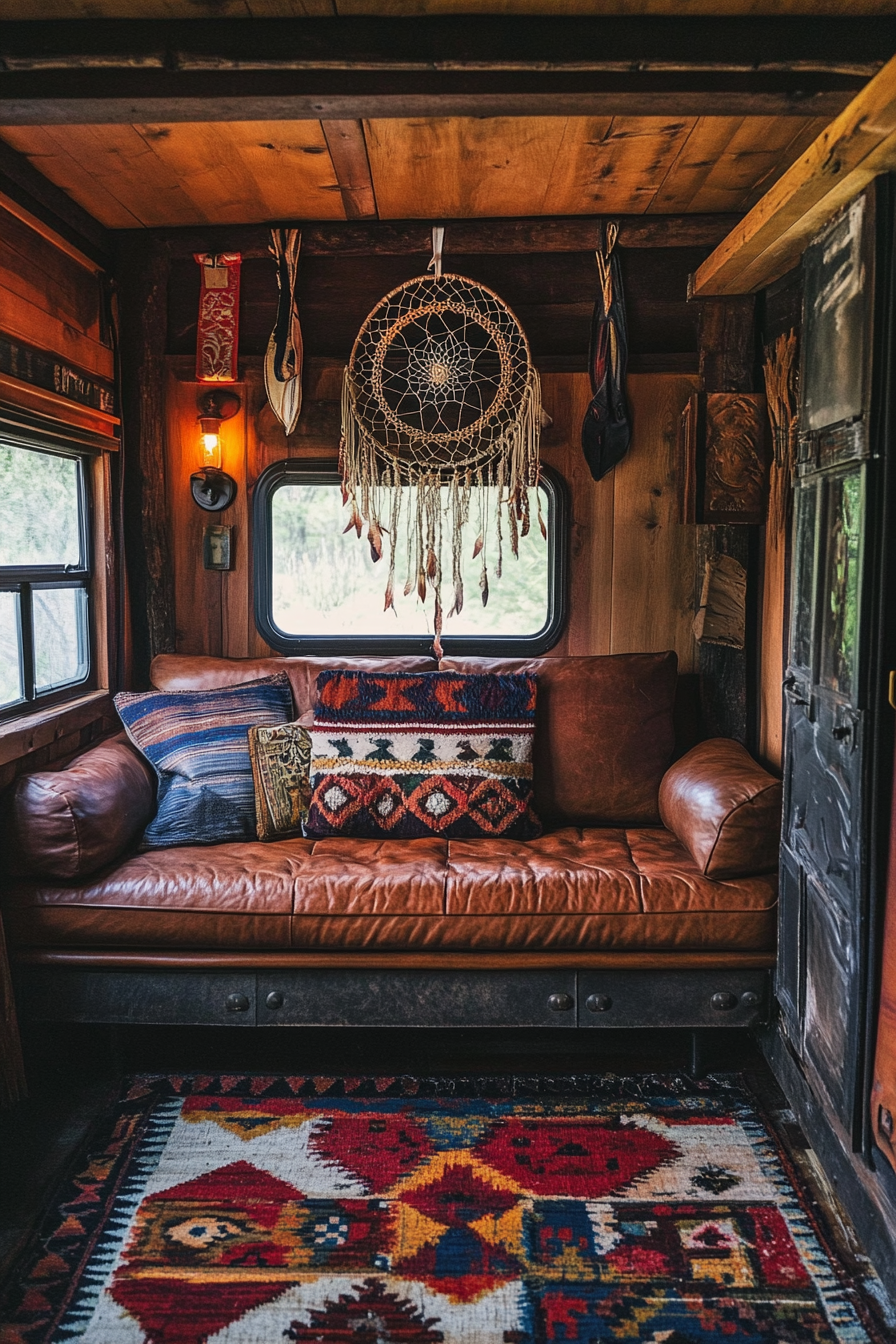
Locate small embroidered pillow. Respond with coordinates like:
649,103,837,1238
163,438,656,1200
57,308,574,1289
248,721,312,840
304,670,541,840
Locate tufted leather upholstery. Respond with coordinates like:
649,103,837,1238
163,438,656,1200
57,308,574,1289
3,827,776,953
1,652,781,962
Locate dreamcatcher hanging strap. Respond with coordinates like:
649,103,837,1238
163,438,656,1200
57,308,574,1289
427,227,445,279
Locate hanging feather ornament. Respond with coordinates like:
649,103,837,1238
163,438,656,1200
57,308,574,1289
264,228,304,436
340,229,542,656
581,221,631,482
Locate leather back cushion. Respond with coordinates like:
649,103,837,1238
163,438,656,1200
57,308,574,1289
150,655,439,717
5,735,156,879
659,738,782,878
440,653,678,826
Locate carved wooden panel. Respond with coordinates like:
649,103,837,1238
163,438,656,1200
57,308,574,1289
677,391,768,525
703,392,768,524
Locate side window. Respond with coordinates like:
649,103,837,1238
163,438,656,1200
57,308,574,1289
253,462,568,656
0,438,93,718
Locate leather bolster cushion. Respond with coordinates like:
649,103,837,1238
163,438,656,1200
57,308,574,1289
3,736,156,880
659,738,782,879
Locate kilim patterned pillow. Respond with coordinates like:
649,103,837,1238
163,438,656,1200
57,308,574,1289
115,674,293,848
248,721,312,840
304,670,541,839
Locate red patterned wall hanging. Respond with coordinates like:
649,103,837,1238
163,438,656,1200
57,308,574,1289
194,252,241,382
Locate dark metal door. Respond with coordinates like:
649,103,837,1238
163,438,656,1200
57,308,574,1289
778,182,895,1143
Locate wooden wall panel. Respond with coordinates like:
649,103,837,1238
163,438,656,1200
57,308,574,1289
0,199,113,379
759,527,787,769
165,363,700,678
608,375,700,672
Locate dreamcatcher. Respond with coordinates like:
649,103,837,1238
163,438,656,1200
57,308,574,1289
341,229,543,655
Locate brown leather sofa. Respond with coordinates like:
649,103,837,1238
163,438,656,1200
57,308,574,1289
1,652,781,1038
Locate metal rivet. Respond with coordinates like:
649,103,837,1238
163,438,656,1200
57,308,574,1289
586,993,613,1013
711,991,738,1012
225,992,250,1013
548,992,574,1012
265,991,284,1011
740,990,761,1008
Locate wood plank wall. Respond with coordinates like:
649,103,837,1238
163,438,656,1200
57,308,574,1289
0,202,119,781
0,199,113,382
164,360,700,674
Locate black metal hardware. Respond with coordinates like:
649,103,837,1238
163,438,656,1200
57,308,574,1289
710,991,738,1011
191,467,237,512
13,967,769,1030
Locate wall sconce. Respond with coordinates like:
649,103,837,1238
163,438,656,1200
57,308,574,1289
191,389,240,511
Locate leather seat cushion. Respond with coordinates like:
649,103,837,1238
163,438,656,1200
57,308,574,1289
440,653,678,828
5,828,775,954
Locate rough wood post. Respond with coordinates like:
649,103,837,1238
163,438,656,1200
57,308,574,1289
696,295,756,743
115,233,176,687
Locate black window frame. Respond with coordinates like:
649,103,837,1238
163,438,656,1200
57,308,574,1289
0,413,98,722
253,458,569,657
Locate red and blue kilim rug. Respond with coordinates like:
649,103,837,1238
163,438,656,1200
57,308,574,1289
0,1074,886,1344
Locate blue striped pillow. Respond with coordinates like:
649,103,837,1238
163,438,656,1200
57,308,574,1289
115,675,293,849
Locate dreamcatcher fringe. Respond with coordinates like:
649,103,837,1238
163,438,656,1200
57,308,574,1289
340,364,543,657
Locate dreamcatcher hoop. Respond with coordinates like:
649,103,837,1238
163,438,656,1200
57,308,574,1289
340,265,543,655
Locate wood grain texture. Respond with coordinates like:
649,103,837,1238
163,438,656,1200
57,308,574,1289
759,518,787,768
116,233,176,683
1,114,827,229
0,121,346,229
609,374,700,673
693,52,896,295
363,115,825,222
322,119,377,219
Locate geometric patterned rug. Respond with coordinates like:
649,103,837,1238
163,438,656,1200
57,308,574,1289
0,1073,885,1344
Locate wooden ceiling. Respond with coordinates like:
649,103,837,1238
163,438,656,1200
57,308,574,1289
0,114,829,227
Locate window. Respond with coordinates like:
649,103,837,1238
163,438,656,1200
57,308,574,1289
0,436,93,718
253,461,568,656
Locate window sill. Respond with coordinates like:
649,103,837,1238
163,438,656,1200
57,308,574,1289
0,690,113,768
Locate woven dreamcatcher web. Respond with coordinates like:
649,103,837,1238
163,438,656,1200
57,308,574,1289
341,257,543,654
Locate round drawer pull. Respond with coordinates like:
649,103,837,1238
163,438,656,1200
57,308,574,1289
225,992,250,1013
586,993,613,1013
740,990,761,1009
265,991,284,1011
548,992,574,1012
711,991,738,1012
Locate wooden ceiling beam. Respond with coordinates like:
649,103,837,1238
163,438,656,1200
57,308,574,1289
0,16,888,75
135,214,742,259
1,16,888,124
0,73,863,125
692,53,896,295
321,120,377,221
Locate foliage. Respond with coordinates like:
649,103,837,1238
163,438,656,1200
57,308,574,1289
271,483,549,638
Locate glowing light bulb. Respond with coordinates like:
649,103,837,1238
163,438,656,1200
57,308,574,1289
199,417,222,468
